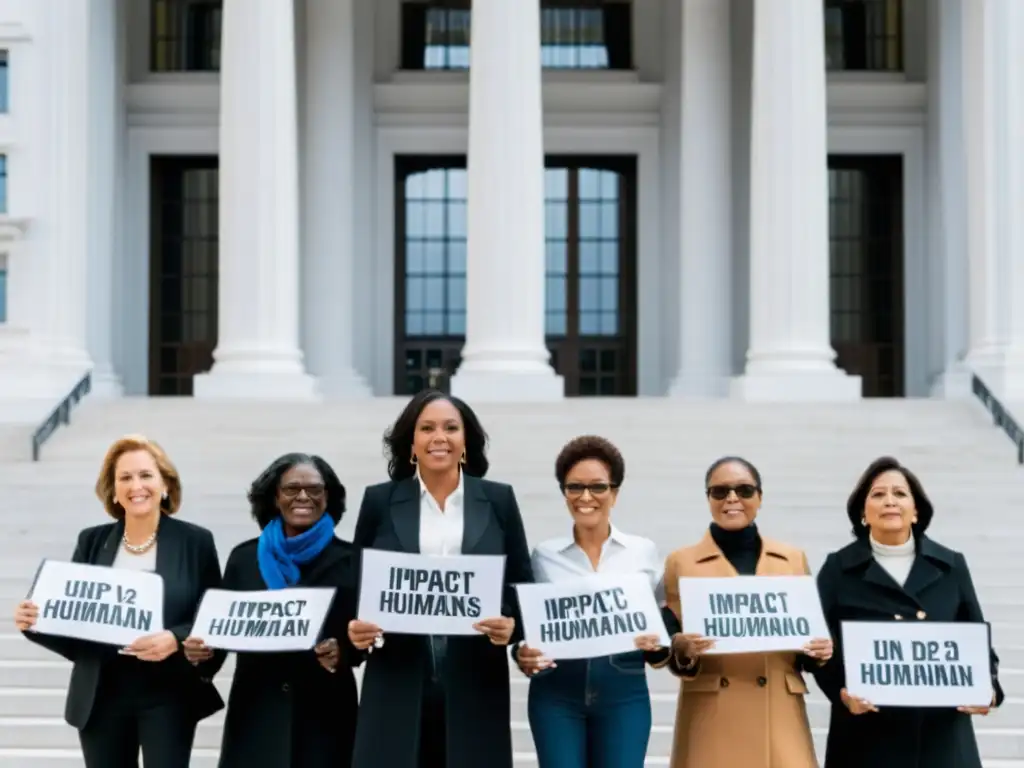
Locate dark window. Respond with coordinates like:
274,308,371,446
828,155,904,397
0,50,9,113
0,255,6,324
400,2,632,71
149,157,219,395
825,0,903,72
151,0,222,72
0,154,8,214
394,155,636,397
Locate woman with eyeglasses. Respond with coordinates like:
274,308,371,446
514,436,676,768
183,453,360,768
660,456,832,768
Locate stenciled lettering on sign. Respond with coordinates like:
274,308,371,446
206,599,312,639
538,588,648,643
377,567,482,618
41,579,153,632
703,590,811,638
860,638,975,688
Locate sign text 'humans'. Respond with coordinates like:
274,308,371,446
704,590,811,639
378,567,481,618
357,549,506,636
540,587,648,643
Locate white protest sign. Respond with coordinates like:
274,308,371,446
28,559,165,647
679,575,828,654
842,620,993,707
191,587,336,652
516,572,671,660
358,548,506,636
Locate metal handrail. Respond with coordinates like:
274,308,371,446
971,373,1024,464
31,371,92,462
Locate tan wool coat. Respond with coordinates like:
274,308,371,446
663,533,819,768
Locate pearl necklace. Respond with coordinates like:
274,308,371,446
122,530,157,554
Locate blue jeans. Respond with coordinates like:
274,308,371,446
527,651,652,768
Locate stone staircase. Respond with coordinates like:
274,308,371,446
0,397,1020,766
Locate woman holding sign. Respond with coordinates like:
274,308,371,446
183,453,359,768
347,389,534,768
513,435,676,768
12,435,223,768
660,456,832,768
813,456,1004,768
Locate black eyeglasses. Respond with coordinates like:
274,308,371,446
706,484,759,500
563,482,618,498
280,484,326,499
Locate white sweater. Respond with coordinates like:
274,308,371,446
870,534,915,586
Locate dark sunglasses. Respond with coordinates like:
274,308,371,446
563,482,617,498
706,484,759,501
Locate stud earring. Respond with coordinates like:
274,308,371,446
861,518,867,527
162,491,168,501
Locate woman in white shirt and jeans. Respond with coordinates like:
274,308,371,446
515,435,677,768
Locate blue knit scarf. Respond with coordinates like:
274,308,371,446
257,514,335,590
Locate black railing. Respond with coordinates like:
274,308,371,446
972,373,1024,464
31,372,92,462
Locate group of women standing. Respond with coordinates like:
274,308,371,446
12,388,1006,768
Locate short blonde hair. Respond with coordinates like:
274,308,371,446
94,434,182,519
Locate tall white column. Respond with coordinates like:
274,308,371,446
731,0,860,401
86,0,123,398
927,0,970,397
35,1,93,386
449,0,563,401
669,0,732,397
963,0,1024,398
300,0,368,397
194,0,317,400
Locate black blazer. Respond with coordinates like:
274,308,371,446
814,535,1005,768
23,515,224,729
350,475,534,768
217,536,359,768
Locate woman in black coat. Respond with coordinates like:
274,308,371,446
347,389,535,768
184,453,359,768
813,456,1004,768
13,435,223,768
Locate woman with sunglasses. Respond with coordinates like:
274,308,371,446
660,456,832,768
514,436,676,768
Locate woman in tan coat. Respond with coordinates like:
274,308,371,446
661,456,832,768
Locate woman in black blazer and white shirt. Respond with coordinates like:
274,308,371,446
13,434,222,768
347,389,534,768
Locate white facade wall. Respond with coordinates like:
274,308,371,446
0,0,1013,404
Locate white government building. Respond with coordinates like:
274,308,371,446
0,0,1019,405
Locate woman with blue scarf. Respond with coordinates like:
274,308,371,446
184,453,360,768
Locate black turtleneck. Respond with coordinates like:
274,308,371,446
709,522,762,575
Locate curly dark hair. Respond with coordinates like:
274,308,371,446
555,435,625,488
847,456,933,539
247,453,347,530
383,389,490,481
704,456,763,490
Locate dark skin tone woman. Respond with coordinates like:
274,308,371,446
184,453,360,768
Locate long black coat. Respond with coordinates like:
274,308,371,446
23,516,224,728
216,536,359,768
813,535,1005,768
350,475,534,768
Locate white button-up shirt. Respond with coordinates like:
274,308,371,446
417,469,465,557
531,524,666,603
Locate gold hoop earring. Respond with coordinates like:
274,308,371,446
459,451,466,465
409,454,418,466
